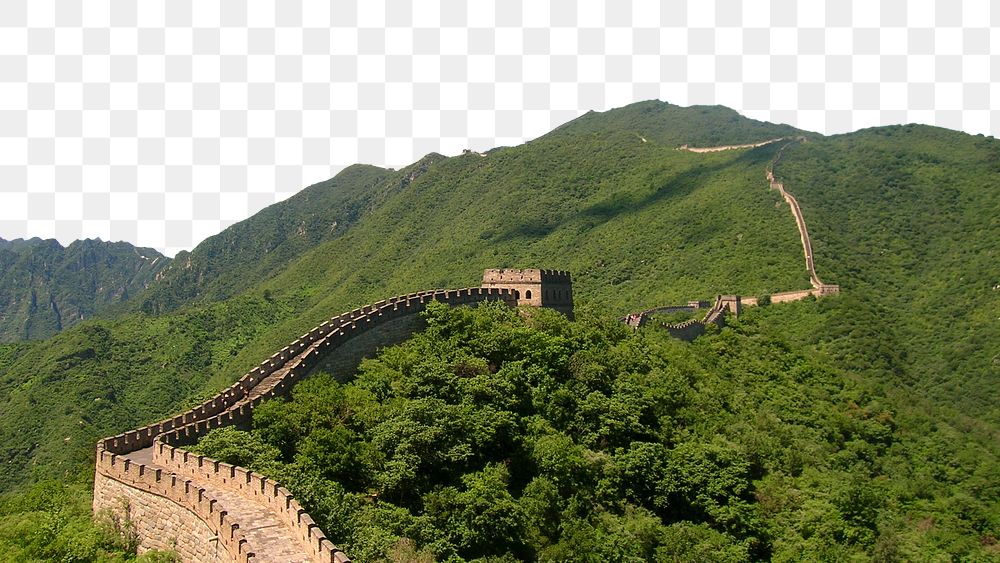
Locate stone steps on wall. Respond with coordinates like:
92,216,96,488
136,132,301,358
95,285,530,562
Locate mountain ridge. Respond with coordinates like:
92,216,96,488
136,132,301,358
0,237,168,341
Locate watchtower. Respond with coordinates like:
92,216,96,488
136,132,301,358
718,295,742,317
481,268,574,319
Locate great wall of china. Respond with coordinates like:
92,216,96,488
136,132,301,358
93,137,841,562
93,271,573,562
625,138,839,335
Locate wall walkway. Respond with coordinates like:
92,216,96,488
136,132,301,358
94,288,518,562
677,137,786,152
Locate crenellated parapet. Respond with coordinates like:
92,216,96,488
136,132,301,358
622,295,737,340
95,272,571,562
94,448,258,562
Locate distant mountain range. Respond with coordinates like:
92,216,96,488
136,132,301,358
0,237,167,341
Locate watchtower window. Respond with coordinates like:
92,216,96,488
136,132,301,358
514,290,520,299
525,290,532,299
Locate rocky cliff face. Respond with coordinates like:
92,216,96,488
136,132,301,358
0,238,169,341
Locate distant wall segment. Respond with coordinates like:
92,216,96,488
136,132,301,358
677,137,786,152
623,295,739,340
95,272,572,562
624,137,840,339
766,138,839,293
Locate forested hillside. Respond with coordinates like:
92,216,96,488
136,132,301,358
775,126,1000,423
0,101,811,492
134,158,433,314
0,101,997,561
192,302,1000,561
0,238,167,342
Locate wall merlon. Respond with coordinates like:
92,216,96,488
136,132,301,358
97,272,570,562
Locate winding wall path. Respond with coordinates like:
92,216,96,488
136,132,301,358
95,288,518,562
622,295,740,340
677,137,786,152
766,139,833,290
680,136,833,288
625,137,839,334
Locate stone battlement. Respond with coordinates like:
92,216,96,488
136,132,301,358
95,271,572,562
623,295,737,340
481,268,573,284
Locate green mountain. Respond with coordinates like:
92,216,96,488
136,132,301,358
0,101,811,489
133,159,429,314
0,101,998,560
192,302,1000,561
774,125,1000,423
0,238,168,342
0,157,436,340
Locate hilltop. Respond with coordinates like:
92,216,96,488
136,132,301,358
0,101,813,488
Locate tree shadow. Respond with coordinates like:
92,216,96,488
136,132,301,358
493,147,775,243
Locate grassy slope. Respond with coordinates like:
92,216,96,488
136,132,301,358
775,126,1000,423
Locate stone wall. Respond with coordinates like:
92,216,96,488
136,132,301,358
623,295,732,341
311,312,425,380
94,282,542,563
622,136,841,340
677,138,785,152
766,285,841,304
94,471,229,562
94,449,255,562
481,268,574,318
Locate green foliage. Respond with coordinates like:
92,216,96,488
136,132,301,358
0,480,176,562
186,427,281,471
776,126,1000,423
0,293,296,491
0,103,998,562
195,303,1000,561
252,103,809,322
136,161,405,313
0,101,811,491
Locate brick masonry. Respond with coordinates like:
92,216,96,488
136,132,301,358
94,274,572,563
94,471,229,562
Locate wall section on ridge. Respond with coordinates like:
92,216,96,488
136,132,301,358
94,285,526,563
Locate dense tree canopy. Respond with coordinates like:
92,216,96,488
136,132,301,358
0,480,175,563
193,302,1000,561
